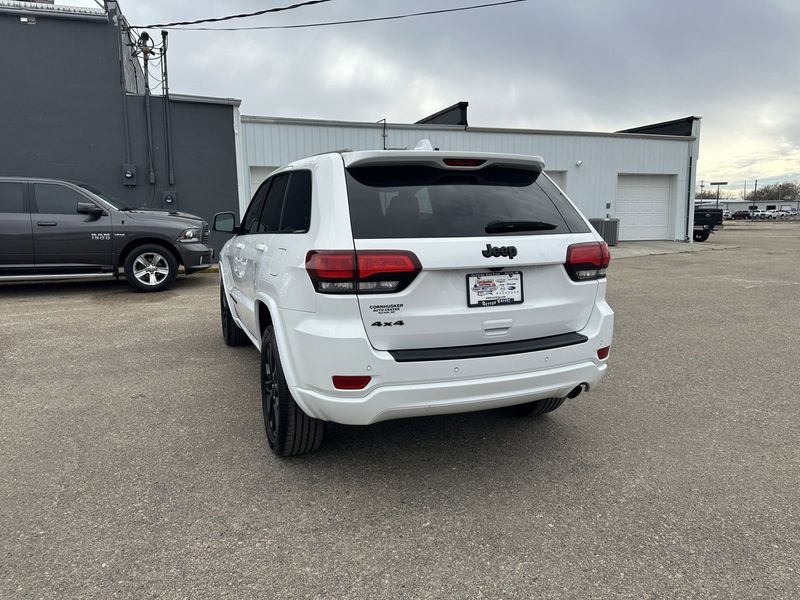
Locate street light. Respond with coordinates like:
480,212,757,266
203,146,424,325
709,181,727,209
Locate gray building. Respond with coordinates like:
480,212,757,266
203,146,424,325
1,0,702,246
0,0,241,253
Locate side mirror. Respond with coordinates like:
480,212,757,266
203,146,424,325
77,202,104,216
213,211,238,233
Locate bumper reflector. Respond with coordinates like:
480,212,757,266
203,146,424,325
332,375,372,390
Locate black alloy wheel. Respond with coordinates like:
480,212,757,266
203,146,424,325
259,325,325,456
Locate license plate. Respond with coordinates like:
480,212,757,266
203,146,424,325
466,271,523,307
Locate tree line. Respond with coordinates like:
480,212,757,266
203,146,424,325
697,181,799,202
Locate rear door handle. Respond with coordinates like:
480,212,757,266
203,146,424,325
37,221,57,227
255,244,267,252
234,242,245,250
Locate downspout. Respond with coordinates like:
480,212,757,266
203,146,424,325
112,5,132,166
161,30,175,185
685,154,693,241
142,41,156,185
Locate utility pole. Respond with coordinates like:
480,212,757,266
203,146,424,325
753,179,758,209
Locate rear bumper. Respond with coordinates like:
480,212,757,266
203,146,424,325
282,299,613,425
292,360,605,425
178,244,214,274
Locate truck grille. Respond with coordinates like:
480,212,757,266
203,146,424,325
201,223,209,244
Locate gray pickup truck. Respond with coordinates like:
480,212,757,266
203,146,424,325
0,177,213,292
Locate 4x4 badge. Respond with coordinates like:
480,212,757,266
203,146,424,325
482,244,517,259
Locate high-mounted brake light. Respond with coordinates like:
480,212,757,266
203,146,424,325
443,158,486,167
565,242,610,281
306,250,421,294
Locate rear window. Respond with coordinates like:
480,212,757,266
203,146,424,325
346,165,589,239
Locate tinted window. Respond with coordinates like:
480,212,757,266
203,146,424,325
536,174,591,233
34,183,88,215
261,174,290,232
279,171,312,232
346,165,589,239
0,182,25,214
241,181,269,234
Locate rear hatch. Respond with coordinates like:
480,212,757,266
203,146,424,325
343,152,603,352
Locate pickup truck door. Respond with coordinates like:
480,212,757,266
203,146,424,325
31,182,113,271
0,180,34,272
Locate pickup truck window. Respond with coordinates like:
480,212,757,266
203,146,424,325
34,183,87,215
0,182,25,213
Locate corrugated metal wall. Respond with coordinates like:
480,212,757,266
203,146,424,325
241,117,694,240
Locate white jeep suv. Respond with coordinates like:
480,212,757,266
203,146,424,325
214,148,613,456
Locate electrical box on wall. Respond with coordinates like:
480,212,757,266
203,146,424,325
161,190,177,210
122,164,137,186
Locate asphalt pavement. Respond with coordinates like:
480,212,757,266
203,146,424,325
1,222,798,599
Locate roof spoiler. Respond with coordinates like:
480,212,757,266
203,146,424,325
344,150,545,172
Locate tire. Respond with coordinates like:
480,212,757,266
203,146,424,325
506,396,566,418
220,285,249,346
693,230,710,242
261,325,325,456
124,244,177,292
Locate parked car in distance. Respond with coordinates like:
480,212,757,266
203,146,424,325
722,210,732,220
0,178,213,291
752,210,768,219
693,206,723,241
215,146,614,456
731,209,752,220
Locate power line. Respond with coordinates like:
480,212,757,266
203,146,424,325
148,0,528,31
136,0,333,29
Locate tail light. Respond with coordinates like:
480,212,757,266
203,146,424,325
565,242,610,281
306,250,421,294
597,346,610,360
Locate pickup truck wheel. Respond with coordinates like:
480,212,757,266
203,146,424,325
124,244,177,292
506,396,566,417
693,230,710,242
220,286,248,346
261,325,325,456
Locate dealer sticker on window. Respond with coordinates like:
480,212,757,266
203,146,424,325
466,271,523,307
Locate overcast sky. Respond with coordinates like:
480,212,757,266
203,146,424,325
70,0,800,194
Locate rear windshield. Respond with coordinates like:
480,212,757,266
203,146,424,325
346,165,589,239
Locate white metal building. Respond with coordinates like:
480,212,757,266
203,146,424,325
234,108,701,242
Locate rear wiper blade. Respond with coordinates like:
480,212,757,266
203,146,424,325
485,220,558,233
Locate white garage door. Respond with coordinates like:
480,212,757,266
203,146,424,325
616,175,671,240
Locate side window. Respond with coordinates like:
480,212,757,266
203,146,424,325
0,182,25,214
261,174,290,232
34,183,89,215
279,171,312,232
241,181,269,235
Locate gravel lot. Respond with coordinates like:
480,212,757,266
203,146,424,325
1,222,798,599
